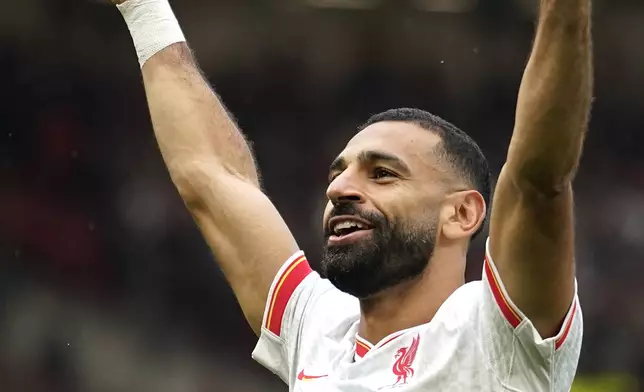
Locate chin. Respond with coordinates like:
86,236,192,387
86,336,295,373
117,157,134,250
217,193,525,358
321,251,391,299
321,220,437,299
321,248,431,300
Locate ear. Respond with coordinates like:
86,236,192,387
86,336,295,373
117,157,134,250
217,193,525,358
440,190,487,240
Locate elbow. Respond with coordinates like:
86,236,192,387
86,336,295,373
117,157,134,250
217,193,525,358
503,160,576,199
168,158,258,210
166,159,224,208
169,161,212,209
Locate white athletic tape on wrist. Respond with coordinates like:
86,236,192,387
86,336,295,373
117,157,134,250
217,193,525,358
117,0,186,67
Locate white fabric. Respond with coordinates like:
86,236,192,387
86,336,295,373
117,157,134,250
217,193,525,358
252,238,582,392
117,0,186,67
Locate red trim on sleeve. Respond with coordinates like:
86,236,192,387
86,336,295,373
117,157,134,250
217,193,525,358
484,255,523,329
555,300,577,350
264,255,312,336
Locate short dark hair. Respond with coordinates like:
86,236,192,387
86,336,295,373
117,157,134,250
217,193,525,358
360,108,491,240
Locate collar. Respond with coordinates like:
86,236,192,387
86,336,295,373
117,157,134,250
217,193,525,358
354,333,404,361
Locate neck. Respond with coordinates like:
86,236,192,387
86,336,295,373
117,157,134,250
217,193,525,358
357,249,466,345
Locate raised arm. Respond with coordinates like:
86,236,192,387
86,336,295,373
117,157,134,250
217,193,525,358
488,0,592,337
112,0,299,335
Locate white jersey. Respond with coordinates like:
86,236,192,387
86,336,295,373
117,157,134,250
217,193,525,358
252,239,582,392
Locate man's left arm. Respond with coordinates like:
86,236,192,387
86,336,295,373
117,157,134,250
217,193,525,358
489,0,592,338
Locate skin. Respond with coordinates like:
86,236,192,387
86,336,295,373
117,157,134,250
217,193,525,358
109,0,592,344
489,0,592,337
321,122,486,341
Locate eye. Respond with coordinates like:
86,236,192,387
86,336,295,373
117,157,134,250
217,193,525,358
328,171,341,183
372,167,396,180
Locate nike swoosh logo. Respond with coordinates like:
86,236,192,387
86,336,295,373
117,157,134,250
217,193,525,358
297,369,328,381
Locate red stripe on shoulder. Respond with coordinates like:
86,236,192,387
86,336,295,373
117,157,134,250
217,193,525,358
265,255,312,336
555,300,577,350
484,256,522,329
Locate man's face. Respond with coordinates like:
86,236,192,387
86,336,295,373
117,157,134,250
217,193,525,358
321,121,449,299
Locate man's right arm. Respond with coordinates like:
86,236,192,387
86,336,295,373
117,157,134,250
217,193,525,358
114,0,301,336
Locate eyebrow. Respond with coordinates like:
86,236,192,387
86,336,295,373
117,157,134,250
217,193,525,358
329,150,412,175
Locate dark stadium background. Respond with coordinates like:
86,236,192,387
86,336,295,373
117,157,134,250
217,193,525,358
1,0,643,391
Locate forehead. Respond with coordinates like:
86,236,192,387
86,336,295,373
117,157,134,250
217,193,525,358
339,121,443,168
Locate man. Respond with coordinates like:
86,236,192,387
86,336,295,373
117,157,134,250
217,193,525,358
108,0,592,390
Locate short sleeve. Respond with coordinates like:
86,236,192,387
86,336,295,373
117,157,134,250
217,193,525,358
251,251,342,383
479,238,583,392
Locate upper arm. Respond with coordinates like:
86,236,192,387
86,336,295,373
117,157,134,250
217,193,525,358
488,166,576,338
177,158,300,335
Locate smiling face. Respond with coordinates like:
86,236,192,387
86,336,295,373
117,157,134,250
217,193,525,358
321,121,455,299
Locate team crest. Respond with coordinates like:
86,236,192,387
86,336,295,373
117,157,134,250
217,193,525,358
390,334,420,386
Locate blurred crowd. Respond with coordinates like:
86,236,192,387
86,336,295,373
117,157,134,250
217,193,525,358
2,1,644,391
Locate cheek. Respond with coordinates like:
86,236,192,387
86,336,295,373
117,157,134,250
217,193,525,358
413,185,446,216
404,196,442,227
377,184,444,228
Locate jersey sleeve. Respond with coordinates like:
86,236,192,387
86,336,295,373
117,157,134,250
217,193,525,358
479,238,583,392
251,250,348,384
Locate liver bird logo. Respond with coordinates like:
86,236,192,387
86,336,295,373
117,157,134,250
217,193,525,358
391,334,420,385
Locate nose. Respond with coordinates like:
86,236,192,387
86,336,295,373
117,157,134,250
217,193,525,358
326,171,366,205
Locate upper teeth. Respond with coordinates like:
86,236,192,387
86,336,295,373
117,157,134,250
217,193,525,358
333,220,367,234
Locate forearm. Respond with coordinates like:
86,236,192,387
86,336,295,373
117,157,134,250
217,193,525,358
141,43,259,187
118,0,259,197
507,0,592,192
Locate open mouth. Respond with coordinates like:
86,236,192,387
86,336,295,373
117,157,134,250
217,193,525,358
327,216,374,244
333,220,370,236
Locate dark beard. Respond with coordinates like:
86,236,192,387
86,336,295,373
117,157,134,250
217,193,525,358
321,203,437,299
